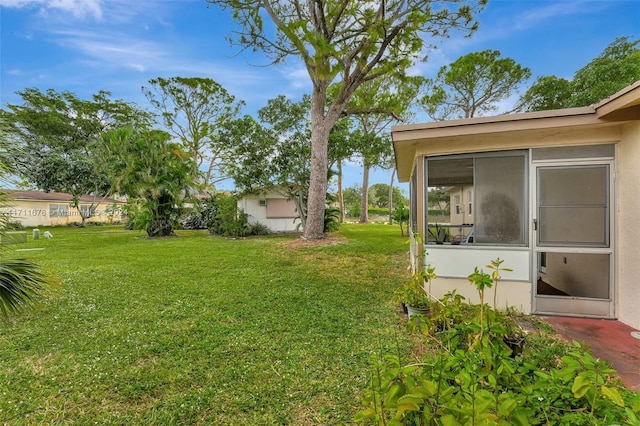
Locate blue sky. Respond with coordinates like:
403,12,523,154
1,0,639,193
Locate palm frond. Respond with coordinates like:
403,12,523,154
0,260,61,318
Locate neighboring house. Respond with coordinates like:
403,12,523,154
1,190,125,227
393,80,640,330
237,189,300,233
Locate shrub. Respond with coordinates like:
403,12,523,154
5,221,25,231
367,207,388,217
356,260,640,425
248,222,270,236
324,206,341,232
179,211,207,230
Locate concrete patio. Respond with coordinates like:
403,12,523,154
542,316,640,392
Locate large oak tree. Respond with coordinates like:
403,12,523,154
207,0,486,239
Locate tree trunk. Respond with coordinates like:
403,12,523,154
359,162,370,223
337,161,345,223
304,86,340,240
147,218,174,237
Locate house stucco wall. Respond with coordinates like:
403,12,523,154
616,122,640,330
238,192,300,233
1,199,124,227
429,277,532,314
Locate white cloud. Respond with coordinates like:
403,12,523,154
0,0,104,20
128,63,146,73
513,1,604,31
281,65,310,90
51,29,169,71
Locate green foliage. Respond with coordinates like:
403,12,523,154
487,257,513,310
393,204,409,236
229,95,314,193
208,193,240,236
391,249,436,310
520,36,640,111
5,221,25,231
345,75,424,224
222,96,319,230
367,207,389,217
517,75,573,111
179,195,220,230
208,0,486,239
101,127,195,237
343,186,362,217
427,223,450,244
427,188,450,214
0,149,60,318
204,193,270,237
421,49,531,120
324,205,341,232
0,88,149,225
143,76,244,188
570,36,640,107
179,211,208,230
0,260,60,319
369,183,409,209
358,259,639,425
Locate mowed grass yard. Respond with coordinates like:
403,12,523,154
0,224,414,425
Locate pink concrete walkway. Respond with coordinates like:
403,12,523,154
542,316,640,392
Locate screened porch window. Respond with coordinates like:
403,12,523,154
426,151,528,246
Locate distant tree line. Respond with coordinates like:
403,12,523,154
0,34,637,238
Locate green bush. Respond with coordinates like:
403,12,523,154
324,206,341,232
357,307,639,425
247,222,270,236
356,260,640,425
179,195,220,230
179,211,206,230
347,200,361,218
5,221,25,231
367,207,388,217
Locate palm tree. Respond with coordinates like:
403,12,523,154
100,127,196,237
0,259,59,318
0,126,59,319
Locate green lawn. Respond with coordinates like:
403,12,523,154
0,224,413,425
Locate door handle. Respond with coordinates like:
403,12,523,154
533,219,538,231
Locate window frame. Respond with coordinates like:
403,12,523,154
424,150,529,247
49,204,69,218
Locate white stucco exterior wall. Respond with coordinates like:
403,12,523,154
616,122,640,330
428,278,532,314
238,193,300,233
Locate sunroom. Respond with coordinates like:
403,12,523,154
392,81,640,330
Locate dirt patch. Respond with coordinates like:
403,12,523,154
280,234,346,249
